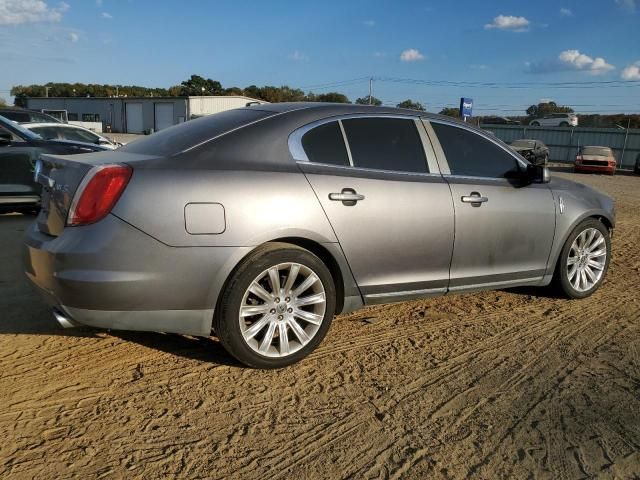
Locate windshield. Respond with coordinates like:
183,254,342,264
511,140,535,148
0,115,42,140
582,146,612,157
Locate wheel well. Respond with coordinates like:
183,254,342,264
592,215,613,233
272,237,345,315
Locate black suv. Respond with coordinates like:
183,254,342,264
0,107,62,124
0,115,109,214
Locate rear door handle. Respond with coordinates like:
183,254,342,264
461,192,488,206
329,188,364,206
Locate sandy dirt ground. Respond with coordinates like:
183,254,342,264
1,171,639,479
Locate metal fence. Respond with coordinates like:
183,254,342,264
480,124,640,170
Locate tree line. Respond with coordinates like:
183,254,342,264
8,76,639,127
10,75,425,111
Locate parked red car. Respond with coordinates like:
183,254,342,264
574,146,616,175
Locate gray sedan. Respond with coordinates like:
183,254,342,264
23,103,615,368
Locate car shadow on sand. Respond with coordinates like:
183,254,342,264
112,330,241,367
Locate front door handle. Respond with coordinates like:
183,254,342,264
329,188,365,206
461,192,488,206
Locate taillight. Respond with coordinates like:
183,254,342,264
67,164,132,226
576,156,582,164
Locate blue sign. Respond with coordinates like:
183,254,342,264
459,97,473,119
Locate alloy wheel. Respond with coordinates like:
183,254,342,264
238,262,326,358
566,228,607,292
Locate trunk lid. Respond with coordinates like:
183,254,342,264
35,154,94,236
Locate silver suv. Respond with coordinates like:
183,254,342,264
530,113,578,127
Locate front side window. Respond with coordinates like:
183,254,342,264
432,122,521,178
342,117,428,173
301,121,349,166
30,127,60,140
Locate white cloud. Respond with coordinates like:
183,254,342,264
559,49,615,74
0,0,69,25
484,15,530,31
69,31,78,42
101,11,112,19
288,50,308,61
362,19,375,27
615,0,636,11
621,61,640,80
400,48,424,62
560,7,573,16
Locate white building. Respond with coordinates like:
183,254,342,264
24,95,267,133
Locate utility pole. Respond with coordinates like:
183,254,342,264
369,77,373,105
620,117,631,170
45,86,50,98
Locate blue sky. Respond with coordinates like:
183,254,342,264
0,0,639,115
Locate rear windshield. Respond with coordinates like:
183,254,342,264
582,146,612,156
120,109,273,156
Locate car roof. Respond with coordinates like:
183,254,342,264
22,122,77,128
247,101,448,119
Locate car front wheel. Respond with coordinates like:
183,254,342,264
556,219,611,299
214,243,336,368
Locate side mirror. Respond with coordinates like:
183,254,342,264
0,131,12,145
527,164,550,184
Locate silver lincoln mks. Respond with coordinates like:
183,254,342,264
24,103,615,368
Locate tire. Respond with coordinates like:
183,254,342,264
555,219,611,299
541,154,549,166
531,121,540,126
213,242,336,368
559,122,569,127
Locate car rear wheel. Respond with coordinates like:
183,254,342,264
214,242,336,368
560,122,569,127
555,219,610,299
531,121,540,126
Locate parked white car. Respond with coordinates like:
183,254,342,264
22,123,121,149
529,113,578,127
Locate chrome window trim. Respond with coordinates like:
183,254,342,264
337,119,354,167
295,160,444,178
288,113,440,175
423,118,529,178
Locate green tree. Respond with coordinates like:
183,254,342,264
179,75,223,96
355,95,382,106
397,99,425,111
314,92,350,103
0,97,6,107
438,107,460,118
526,101,573,118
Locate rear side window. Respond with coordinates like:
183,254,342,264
342,118,428,173
121,109,273,156
302,121,350,166
432,122,521,178
30,127,60,140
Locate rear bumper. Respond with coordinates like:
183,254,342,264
574,164,615,174
23,214,251,336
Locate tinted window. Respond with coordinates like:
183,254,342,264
0,111,30,122
302,121,349,166
30,127,60,140
60,127,98,143
342,118,428,173
432,123,521,178
121,109,272,156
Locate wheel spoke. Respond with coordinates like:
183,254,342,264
296,292,326,307
240,304,270,317
278,322,290,355
292,273,318,297
282,264,300,294
259,321,277,353
294,308,323,325
288,319,310,343
568,264,579,280
567,256,579,265
589,248,606,258
584,266,596,284
571,269,580,289
268,267,281,294
244,314,272,340
249,282,273,303
584,229,596,249
587,259,604,270
587,236,604,252
580,270,588,290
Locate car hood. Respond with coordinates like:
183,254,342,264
511,146,533,152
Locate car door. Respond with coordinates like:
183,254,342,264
0,126,40,205
291,115,455,304
426,120,556,291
